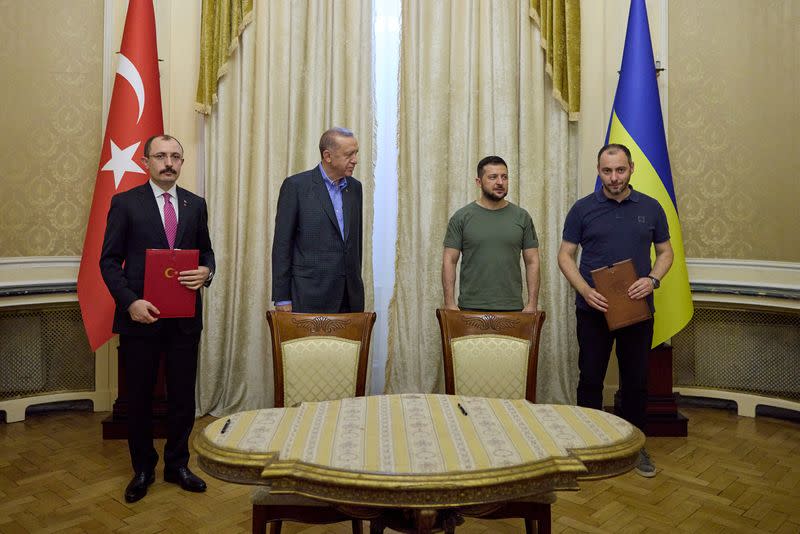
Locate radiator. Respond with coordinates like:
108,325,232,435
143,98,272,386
673,307,800,401
0,305,94,401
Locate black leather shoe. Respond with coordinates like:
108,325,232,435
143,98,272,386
164,466,207,492
124,471,155,503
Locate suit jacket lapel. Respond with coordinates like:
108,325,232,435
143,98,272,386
342,179,353,243
138,185,169,248
311,168,343,240
174,187,189,247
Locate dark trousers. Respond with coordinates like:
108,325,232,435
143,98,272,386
575,308,653,432
119,322,200,473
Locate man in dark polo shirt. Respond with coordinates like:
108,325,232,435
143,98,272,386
557,143,673,478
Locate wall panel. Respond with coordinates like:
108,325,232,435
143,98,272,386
0,0,104,257
668,0,799,262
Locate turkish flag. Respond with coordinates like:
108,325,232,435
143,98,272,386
77,0,163,351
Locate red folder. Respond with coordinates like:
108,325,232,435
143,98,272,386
143,249,199,318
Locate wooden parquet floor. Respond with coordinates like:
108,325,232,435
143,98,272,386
1,405,798,533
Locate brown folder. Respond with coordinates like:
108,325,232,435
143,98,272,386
143,249,199,318
590,259,652,330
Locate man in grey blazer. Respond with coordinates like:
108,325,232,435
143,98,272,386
271,127,365,313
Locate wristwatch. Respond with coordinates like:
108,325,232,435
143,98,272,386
648,275,660,289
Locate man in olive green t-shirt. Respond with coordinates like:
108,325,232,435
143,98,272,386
442,156,540,311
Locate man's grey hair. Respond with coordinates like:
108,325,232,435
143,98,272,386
319,127,355,157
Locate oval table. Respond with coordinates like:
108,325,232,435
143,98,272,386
195,394,644,533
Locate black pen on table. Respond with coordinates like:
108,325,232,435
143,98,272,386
221,418,231,434
457,402,468,416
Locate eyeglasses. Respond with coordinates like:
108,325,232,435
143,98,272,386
148,152,184,162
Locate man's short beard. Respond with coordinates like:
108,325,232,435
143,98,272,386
603,181,628,195
482,188,507,201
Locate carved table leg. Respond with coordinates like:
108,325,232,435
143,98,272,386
442,512,459,534
369,517,385,534
414,509,437,534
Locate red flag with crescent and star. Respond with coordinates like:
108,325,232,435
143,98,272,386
77,0,163,351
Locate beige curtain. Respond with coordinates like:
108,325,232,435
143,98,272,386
386,0,579,404
197,1,374,415
195,0,254,114
529,0,581,120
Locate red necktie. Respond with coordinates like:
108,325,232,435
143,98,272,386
162,192,177,249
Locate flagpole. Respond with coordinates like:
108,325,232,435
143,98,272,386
603,0,693,437
75,0,168,440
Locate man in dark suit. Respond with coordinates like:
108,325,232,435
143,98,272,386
100,134,215,503
272,127,365,313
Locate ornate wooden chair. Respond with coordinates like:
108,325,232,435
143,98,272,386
436,309,545,402
251,311,377,534
435,308,552,534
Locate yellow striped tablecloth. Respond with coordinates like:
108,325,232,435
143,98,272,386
195,394,644,507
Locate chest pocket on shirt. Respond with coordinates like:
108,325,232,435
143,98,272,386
631,214,655,243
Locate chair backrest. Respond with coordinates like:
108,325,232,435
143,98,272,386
436,309,546,402
266,311,377,408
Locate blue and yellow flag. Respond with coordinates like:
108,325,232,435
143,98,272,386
600,0,693,347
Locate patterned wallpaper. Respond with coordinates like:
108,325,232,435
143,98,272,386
2,1,796,262
668,0,799,262
0,0,103,257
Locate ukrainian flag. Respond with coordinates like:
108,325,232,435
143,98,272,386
601,0,693,347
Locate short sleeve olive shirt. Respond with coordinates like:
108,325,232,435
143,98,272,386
444,202,538,310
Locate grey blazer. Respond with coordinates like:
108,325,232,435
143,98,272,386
271,166,364,312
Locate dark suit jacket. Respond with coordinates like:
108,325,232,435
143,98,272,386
271,165,364,313
99,182,215,336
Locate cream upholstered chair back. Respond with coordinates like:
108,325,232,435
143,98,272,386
258,312,373,534
436,309,546,402
266,311,376,407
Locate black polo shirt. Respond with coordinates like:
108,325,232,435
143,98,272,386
562,186,670,311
